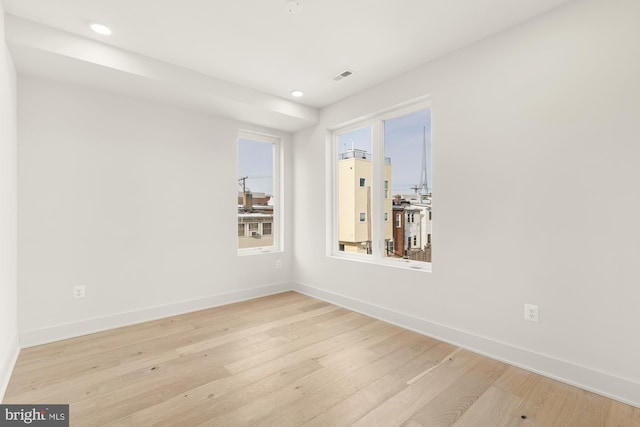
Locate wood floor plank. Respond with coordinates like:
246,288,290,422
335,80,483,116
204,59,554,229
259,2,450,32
256,336,443,427
301,343,485,427
605,399,640,427
451,385,523,427
3,292,638,427
350,349,484,427
403,356,508,426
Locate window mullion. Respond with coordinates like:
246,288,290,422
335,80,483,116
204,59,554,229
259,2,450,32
371,120,384,260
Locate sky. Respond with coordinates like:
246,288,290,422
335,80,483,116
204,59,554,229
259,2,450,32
238,138,274,195
338,108,432,196
237,107,432,197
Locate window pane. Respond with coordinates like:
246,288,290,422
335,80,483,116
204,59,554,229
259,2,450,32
238,137,275,250
385,108,432,262
337,126,372,255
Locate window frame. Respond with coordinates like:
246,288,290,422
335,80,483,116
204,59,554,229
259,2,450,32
237,130,283,255
328,99,431,271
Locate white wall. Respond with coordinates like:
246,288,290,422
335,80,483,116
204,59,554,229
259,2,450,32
17,76,293,345
0,2,19,400
293,0,640,406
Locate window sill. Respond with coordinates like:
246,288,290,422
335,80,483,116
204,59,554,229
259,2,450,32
328,253,432,272
238,247,282,256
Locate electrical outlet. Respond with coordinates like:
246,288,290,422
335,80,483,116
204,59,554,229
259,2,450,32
524,304,539,322
74,285,86,299
275,260,282,269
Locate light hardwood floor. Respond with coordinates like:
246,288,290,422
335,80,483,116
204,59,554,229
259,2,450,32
4,292,639,426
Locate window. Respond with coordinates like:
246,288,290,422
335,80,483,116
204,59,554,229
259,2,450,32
332,101,431,268
237,131,281,253
262,223,272,235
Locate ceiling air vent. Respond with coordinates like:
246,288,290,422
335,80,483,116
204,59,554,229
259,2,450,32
332,69,354,82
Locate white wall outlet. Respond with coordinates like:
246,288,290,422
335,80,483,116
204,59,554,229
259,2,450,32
524,304,539,322
74,285,86,299
275,260,282,269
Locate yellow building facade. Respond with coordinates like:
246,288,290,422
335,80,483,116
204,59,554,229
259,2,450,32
338,149,392,254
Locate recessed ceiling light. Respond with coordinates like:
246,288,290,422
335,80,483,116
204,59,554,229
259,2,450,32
89,23,112,35
291,90,304,97
285,1,303,14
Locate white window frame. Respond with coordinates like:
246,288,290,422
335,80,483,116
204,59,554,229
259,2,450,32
328,99,431,271
237,130,283,255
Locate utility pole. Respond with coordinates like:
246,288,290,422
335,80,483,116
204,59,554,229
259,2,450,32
238,176,248,195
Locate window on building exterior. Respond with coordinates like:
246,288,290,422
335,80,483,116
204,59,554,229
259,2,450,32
248,223,259,236
238,131,281,253
332,101,431,268
262,223,272,235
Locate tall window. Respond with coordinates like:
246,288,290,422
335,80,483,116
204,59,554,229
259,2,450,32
237,131,281,253
332,101,432,268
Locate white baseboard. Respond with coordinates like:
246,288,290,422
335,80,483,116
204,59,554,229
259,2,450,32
0,333,20,402
19,282,293,348
294,282,640,409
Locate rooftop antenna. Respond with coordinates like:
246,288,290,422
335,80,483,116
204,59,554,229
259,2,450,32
418,126,429,200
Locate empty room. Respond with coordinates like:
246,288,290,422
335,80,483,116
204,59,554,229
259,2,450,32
1,0,639,425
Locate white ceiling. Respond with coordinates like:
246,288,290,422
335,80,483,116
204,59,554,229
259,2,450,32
3,0,572,130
